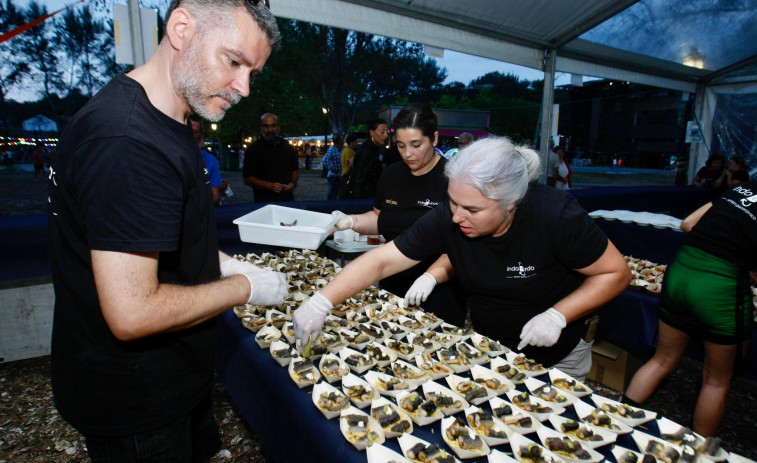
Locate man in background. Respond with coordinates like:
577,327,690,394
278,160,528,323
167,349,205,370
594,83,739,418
443,132,474,159
190,115,228,205
243,113,299,202
46,1,286,460
322,135,343,200
338,133,358,199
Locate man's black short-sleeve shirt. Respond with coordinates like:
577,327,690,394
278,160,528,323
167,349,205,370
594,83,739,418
394,183,608,366
242,137,299,202
47,74,219,437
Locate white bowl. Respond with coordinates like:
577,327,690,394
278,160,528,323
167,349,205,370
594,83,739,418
287,355,321,388
254,325,281,349
339,405,385,450
390,359,431,387
505,389,565,422
363,370,418,398
464,405,510,446
339,347,377,374
436,347,472,374
470,364,514,397
414,353,454,380
269,339,296,367
312,381,350,419
610,445,643,463
441,416,490,459
398,433,460,463
341,372,376,409
547,368,593,398
421,380,469,416
456,341,490,365
508,432,562,463
384,338,423,362
505,351,548,377
379,320,411,340
590,394,657,427
655,417,728,462
471,333,510,357
370,396,414,438
488,448,520,463
406,332,442,354
439,322,473,341
489,356,527,385
318,353,350,383
547,414,617,449
364,341,397,368
524,377,579,407
414,311,442,330
573,400,633,435
366,443,411,463
394,390,444,427
535,426,604,463
488,396,541,435
445,373,491,405
631,429,686,463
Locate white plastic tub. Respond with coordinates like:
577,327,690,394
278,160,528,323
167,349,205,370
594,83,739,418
233,205,337,249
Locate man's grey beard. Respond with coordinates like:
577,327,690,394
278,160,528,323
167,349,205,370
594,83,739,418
174,39,241,122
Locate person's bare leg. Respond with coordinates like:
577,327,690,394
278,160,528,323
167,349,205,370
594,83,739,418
693,341,738,436
625,320,690,403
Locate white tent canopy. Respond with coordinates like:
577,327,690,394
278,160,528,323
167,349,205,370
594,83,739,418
22,114,58,133
269,0,757,182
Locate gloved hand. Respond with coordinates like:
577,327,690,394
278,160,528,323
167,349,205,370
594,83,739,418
331,211,354,231
517,308,566,351
293,292,332,348
242,271,288,306
221,257,262,277
404,272,437,306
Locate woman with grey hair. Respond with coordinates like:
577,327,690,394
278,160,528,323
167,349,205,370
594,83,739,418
294,137,630,376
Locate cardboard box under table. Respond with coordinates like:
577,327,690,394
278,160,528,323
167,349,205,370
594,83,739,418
587,339,643,392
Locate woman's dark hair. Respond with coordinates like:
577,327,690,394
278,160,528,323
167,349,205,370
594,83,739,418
366,118,387,132
391,104,438,141
705,154,725,167
345,133,358,144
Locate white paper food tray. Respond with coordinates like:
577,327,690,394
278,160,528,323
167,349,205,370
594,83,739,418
233,205,337,249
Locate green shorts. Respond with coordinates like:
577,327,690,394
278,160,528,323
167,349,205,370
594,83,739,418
659,245,753,344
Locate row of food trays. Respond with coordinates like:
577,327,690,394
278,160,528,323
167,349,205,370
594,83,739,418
232,249,728,463
624,256,665,295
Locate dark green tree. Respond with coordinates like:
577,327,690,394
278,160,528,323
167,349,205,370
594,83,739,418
20,1,63,114
58,5,105,97
0,0,29,108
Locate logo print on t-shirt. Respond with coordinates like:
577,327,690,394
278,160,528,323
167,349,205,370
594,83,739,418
203,167,210,184
505,261,536,279
417,199,439,209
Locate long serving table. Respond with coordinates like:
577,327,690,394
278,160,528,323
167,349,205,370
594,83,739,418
215,305,710,463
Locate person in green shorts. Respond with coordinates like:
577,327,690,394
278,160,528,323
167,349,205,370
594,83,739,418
626,181,757,436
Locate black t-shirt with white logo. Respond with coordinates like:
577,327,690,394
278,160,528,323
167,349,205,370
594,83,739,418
395,183,608,366
686,181,757,269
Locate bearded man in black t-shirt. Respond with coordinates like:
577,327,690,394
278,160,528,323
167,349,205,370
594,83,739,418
47,1,288,460
243,112,299,202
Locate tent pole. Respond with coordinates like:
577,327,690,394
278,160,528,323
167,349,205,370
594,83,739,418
128,0,145,67
538,48,556,184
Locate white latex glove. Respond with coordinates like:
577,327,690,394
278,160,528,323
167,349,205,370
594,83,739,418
517,308,567,351
331,211,354,231
221,257,262,277
242,271,288,306
404,272,437,306
293,292,332,348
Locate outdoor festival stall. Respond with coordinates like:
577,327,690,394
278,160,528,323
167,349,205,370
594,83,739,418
2,187,756,462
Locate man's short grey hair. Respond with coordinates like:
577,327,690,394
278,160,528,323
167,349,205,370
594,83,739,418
459,132,474,140
445,137,540,210
165,0,281,49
